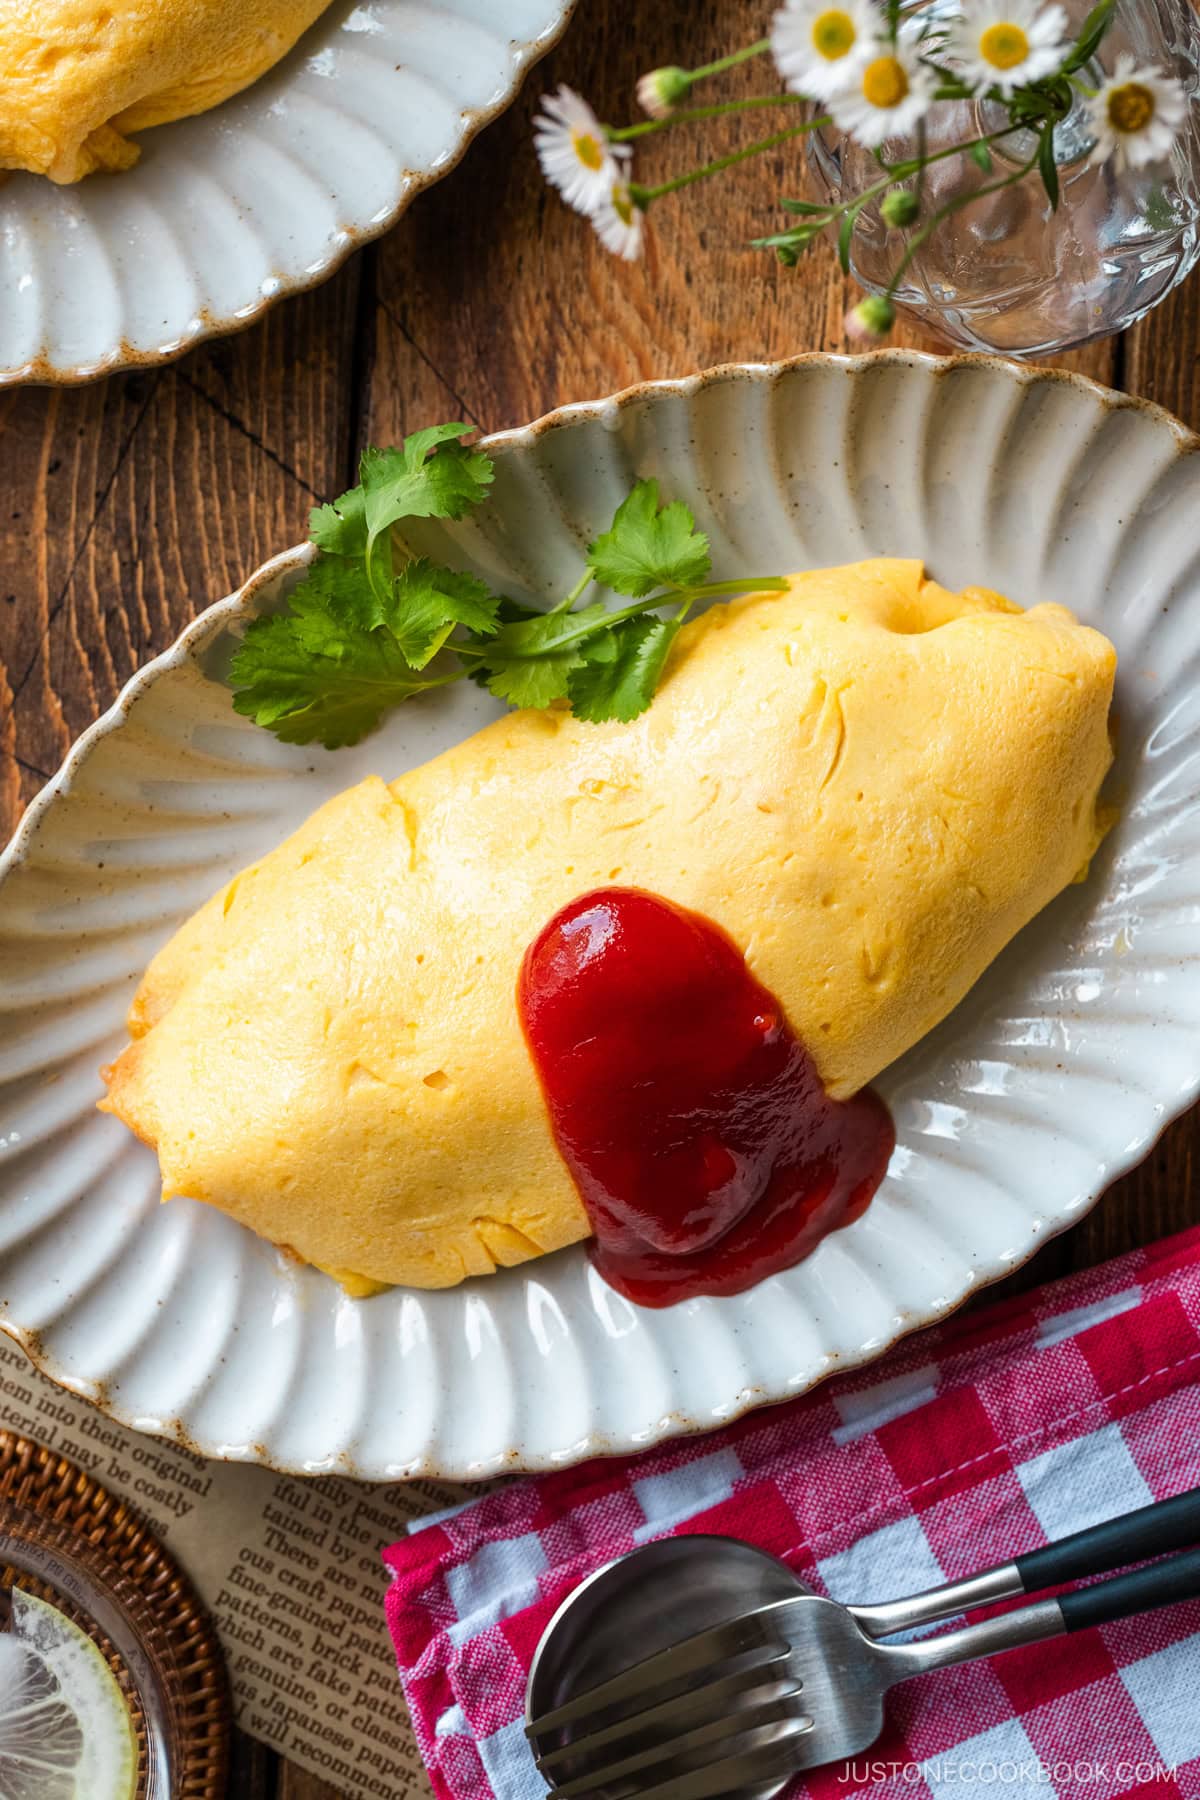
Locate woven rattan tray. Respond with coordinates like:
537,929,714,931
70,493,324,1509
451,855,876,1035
0,1428,230,1797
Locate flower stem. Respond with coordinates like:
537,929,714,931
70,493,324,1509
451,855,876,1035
884,149,1041,299
610,93,807,143
688,37,772,81
758,124,1020,250
881,123,1020,179
632,118,832,205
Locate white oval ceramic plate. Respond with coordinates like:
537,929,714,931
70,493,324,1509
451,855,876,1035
2,351,1199,1480
0,0,575,385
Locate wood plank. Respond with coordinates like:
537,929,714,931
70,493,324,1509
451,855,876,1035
230,1726,277,1799
0,274,360,842
277,1766,344,1800
1123,268,1200,430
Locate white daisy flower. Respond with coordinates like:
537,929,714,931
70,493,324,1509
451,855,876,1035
592,176,645,260
534,86,629,217
1088,55,1188,172
828,26,936,147
771,0,885,101
946,0,1069,95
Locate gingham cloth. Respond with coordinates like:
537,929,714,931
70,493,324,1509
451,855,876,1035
384,1226,1200,1799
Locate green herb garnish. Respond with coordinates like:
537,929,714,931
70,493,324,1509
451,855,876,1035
230,424,786,747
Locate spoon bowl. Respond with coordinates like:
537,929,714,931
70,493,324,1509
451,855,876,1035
526,1536,811,1799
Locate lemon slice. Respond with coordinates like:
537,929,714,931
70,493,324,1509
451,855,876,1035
0,1588,137,1800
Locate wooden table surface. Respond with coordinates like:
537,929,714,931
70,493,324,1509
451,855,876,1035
2,1,1198,1794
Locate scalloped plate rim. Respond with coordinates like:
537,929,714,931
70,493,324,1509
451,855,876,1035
2,348,1199,1479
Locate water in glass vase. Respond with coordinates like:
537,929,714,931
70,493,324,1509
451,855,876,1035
810,0,1200,355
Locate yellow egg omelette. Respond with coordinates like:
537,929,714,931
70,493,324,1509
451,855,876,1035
101,559,1117,1294
0,0,330,182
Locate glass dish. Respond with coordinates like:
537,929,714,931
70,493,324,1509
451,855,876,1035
0,1499,186,1799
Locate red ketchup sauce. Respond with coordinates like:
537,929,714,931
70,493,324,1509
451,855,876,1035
518,887,895,1307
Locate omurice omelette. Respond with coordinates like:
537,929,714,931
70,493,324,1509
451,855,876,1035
100,559,1116,1301
0,0,330,183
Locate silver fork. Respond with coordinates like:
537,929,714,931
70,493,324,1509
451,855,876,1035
527,1486,1200,1798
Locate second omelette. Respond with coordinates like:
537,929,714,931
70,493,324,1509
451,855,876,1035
0,0,330,183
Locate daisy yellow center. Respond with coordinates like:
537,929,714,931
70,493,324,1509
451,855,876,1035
612,185,635,226
572,130,605,171
811,9,857,61
1107,81,1156,133
862,55,909,108
979,22,1030,69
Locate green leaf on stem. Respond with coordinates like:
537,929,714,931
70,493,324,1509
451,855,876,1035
382,559,501,669
310,486,369,557
229,591,434,749
359,427,494,539
1144,185,1181,229
587,479,711,596
1038,126,1060,210
1062,0,1117,72
568,616,682,723
837,201,861,275
474,602,620,708
753,223,820,248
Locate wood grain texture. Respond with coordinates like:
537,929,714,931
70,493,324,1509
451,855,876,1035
0,0,1198,1794
229,1730,278,1800
277,1766,344,1800
0,277,358,826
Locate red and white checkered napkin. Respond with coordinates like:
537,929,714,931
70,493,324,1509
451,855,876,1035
384,1227,1200,1800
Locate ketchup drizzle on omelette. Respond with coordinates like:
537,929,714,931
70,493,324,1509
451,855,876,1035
518,888,894,1307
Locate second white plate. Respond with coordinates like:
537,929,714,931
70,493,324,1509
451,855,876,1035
1,352,1198,1479
0,0,575,384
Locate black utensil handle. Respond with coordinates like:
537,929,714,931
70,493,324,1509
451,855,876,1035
1017,1485,1200,1591
1060,1544,1200,1633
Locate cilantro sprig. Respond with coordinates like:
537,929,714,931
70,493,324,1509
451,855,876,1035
229,424,786,747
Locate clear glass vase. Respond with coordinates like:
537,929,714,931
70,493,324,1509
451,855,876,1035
810,0,1200,355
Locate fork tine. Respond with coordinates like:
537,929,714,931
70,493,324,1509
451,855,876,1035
625,1728,813,1800
526,1602,794,1739
540,1696,813,1799
632,1732,814,1800
535,1653,801,1775
545,1716,814,1800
